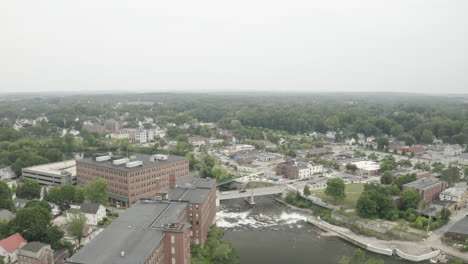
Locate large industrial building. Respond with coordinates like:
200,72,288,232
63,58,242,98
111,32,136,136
76,154,189,207
68,177,216,264
22,160,77,186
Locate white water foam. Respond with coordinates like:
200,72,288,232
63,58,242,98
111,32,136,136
216,210,309,229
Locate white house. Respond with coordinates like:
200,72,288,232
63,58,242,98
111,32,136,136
0,165,15,181
308,163,324,175
440,188,465,202
68,203,106,226
297,167,311,179
444,144,463,156
458,153,468,166
345,138,356,145
0,233,27,263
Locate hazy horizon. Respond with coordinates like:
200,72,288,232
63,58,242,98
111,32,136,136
1,0,467,94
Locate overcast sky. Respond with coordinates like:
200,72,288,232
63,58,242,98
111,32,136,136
0,0,467,94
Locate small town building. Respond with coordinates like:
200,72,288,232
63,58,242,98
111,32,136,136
0,164,16,181
445,216,468,242
295,148,330,158
443,144,463,156
458,153,468,166
17,242,54,264
67,203,106,226
0,233,27,263
402,178,446,201
187,136,209,147
237,164,261,173
22,160,77,186
439,187,467,209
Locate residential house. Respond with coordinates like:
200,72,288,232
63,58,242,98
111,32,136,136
17,242,54,264
67,203,106,226
439,187,467,209
0,233,27,263
187,136,209,147
406,145,427,156
0,164,15,181
345,138,356,145
458,153,468,166
324,131,336,141
443,144,463,156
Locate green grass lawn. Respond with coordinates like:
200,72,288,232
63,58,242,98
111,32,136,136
312,183,364,210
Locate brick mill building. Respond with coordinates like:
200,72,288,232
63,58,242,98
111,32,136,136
68,177,217,264
76,154,189,207
402,177,447,201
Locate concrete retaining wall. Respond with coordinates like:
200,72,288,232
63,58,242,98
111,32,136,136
307,217,439,262
366,244,393,256
395,249,440,262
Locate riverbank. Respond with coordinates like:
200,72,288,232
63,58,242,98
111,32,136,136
278,195,468,262
218,196,414,264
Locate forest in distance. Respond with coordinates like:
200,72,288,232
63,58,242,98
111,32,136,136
0,92,467,145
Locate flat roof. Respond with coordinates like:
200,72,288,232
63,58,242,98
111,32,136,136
403,177,441,191
69,201,187,264
168,178,215,204
77,154,187,172
22,160,76,176
447,216,468,235
352,161,380,171
440,188,466,197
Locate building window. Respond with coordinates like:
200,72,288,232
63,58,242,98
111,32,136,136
172,257,176,264
171,235,175,243
171,246,175,254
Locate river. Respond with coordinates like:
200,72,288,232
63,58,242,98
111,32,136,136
217,196,426,264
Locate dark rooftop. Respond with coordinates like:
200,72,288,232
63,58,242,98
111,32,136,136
447,216,468,235
403,177,442,191
20,242,49,253
168,177,216,204
69,200,188,264
80,203,101,214
77,153,187,172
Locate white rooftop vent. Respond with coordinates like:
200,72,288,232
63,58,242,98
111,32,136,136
113,158,130,165
126,160,143,168
96,155,111,162
121,251,125,257
150,154,168,161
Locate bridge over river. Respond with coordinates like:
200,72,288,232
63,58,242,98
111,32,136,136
217,186,285,204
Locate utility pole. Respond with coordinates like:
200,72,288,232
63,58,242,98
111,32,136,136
426,216,431,235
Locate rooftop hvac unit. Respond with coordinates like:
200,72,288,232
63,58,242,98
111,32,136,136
155,154,168,160
126,160,143,168
96,155,111,162
113,158,130,165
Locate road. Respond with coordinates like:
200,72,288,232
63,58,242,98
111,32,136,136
425,205,468,261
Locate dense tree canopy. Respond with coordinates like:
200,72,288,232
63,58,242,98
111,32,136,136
325,178,346,203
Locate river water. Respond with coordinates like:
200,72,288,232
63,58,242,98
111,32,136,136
217,196,425,264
